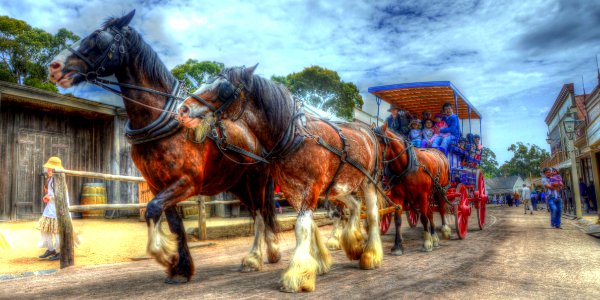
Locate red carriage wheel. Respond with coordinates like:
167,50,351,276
475,170,487,230
380,212,393,235
406,209,419,228
454,184,470,239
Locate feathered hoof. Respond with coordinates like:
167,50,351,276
432,233,440,248
359,243,382,270
240,253,262,272
316,250,332,275
341,228,364,260
147,219,178,268
422,232,433,252
390,247,403,256
280,260,317,293
267,248,282,264
441,225,451,240
326,237,341,250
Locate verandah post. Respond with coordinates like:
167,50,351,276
53,171,75,268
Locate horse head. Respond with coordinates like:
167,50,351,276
178,64,258,127
48,10,136,88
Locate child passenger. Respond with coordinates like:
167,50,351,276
422,119,435,147
408,119,423,147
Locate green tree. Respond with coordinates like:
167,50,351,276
272,66,363,120
480,147,499,178
498,142,549,178
0,16,79,92
171,59,224,89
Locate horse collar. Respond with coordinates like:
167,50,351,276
124,80,183,144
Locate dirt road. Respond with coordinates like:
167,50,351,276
2,206,600,299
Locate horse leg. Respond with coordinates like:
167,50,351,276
281,209,319,293
310,212,332,275
419,205,433,252
262,176,281,264
428,208,440,248
391,209,404,256
164,206,195,283
439,196,451,240
359,183,383,270
339,194,364,260
326,204,343,250
240,214,265,272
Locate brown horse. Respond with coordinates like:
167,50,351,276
47,10,281,282
376,125,451,255
179,66,385,292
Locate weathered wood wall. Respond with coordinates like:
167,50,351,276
0,100,138,220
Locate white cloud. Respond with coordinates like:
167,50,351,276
2,0,599,165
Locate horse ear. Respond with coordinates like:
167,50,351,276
381,123,388,132
116,10,136,28
245,63,259,77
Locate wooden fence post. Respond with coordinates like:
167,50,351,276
198,196,208,240
53,172,74,268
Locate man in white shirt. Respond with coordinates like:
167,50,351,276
521,184,532,215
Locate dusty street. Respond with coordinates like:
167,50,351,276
2,205,600,299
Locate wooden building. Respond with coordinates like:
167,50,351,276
0,81,139,220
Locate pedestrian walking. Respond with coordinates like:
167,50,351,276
521,184,532,214
542,167,564,229
531,189,538,211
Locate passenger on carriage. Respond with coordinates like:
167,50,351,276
421,119,435,147
386,103,410,137
408,119,423,147
432,103,460,151
430,113,449,147
419,110,432,129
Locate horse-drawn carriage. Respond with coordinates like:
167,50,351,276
368,81,488,239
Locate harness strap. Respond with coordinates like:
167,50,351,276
314,125,400,210
319,119,348,200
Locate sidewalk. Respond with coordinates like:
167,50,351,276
0,210,331,276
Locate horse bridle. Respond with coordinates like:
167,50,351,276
67,26,127,81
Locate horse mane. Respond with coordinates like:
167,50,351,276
221,66,295,141
102,17,175,88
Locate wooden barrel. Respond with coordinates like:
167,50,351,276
80,183,107,218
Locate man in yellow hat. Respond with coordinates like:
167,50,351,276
36,156,66,261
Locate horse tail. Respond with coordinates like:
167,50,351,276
263,175,279,235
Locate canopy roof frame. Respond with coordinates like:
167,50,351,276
367,81,481,119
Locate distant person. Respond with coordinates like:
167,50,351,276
542,167,564,229
588,183,597,212
37,157,66,261
521,184,532,215
506,193,513,207
530,189,538,211
513,191,520,207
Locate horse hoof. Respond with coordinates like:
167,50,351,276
390,249,403,256
326,238,341,250
164,275,188,284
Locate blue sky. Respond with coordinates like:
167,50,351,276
2,0,600,164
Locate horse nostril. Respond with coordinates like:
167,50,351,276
50,62,61,70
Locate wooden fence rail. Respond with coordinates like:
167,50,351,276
52,169,241,269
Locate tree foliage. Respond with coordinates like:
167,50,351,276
171,59,224,89
498,142,550,178
0,16,79,92
271,66,363,120
480,147,499,178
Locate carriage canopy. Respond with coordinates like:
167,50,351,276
367,81,481,119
